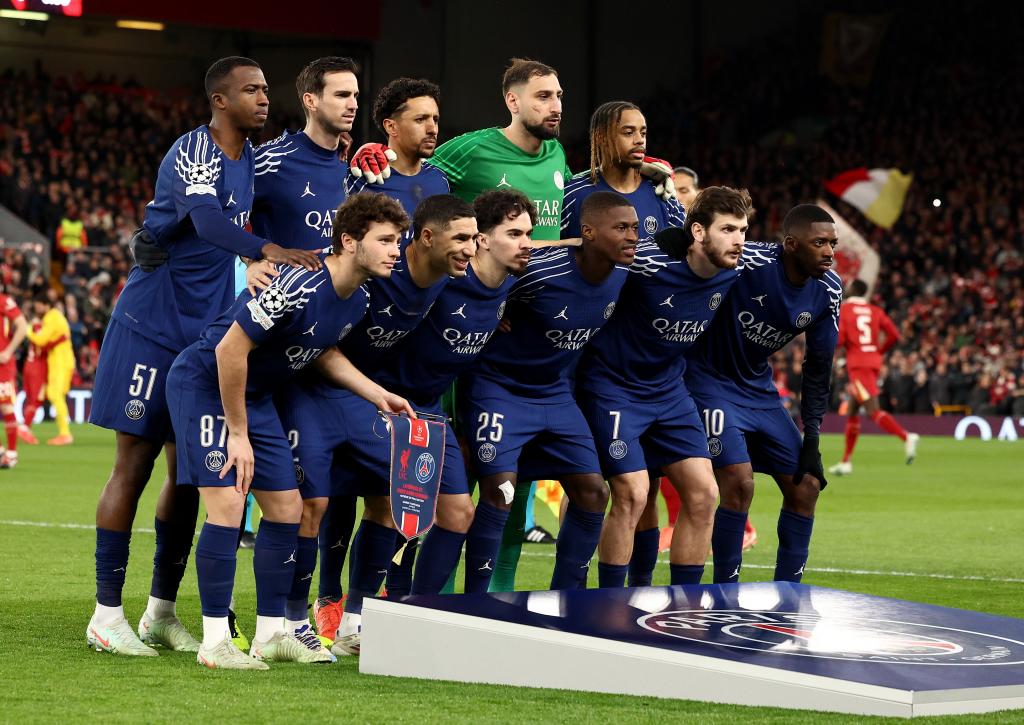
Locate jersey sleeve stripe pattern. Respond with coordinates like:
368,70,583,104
174,130,221,193
738,241,777,271
509,247,573,301
254,266,327,322
663,196,687,228
254,138,299,176
628,240,671,276
820,271,844,331
559,175,592,234
434,133,480,174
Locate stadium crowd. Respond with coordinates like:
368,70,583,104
0,18,1020,414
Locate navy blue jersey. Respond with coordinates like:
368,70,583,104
179,259,369,398
577,240,741,400
114,126,256,351
467,246,628,402
252,131,347,250
560,173,685,243
338,243,448,376
376,264,514,407
345,163,449,242
685,242,842,431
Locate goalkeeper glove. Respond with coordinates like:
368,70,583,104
639,155,676,202
349,143,398,185
129,227,168,273
794,433,827,490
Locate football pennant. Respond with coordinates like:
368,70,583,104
385,412,446,540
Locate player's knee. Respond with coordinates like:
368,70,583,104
718,474,755,511
478,478,515,511
683,482,719,525
788,476,820,512
569,475,609,512
438,497,475,533
301,497,328,533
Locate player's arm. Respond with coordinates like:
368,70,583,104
0,313,26,364
188,207,320,271
25,313,58,347
795,310,840,488
215,323,256,492
877,309,900,355
313,347,415,418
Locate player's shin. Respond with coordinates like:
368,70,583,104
285,536,318,630
550,504,605,590
317,495,357,600
385,537,418,597
195,522,239,648
345,520,398,615
252,520,301,641
711,507,747,583
843,415,861,462
490,485,531,592
774,509,814,583
463,502,510,593
411,527,466,595
627,527,660,587
94,528,132,617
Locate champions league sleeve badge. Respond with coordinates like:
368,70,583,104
380,411,448,546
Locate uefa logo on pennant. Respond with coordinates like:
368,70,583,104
415,452,436,484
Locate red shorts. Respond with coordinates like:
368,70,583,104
22,359,46,401
847,367,880,402
0,364,17,403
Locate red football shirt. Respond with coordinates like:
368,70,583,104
837,296,899,370
0,293,23,351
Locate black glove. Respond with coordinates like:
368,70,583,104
794,433,827,490
129,227,168,272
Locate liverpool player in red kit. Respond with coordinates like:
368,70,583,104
829,279,918,475
0,290,28,468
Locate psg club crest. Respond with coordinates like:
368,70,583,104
608,439,628,460
124,399,146,421
796,311,812,328
478,442,497,463
604,301,616,319
637,610,1024,665
708,437,723,457
709,292,722,310
205,450,226,472
385,412,447,540
644,216,659,235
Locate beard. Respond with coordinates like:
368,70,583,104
702,238,739,269
523,118,560,141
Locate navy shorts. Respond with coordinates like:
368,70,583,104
460,386,601,481
577,386,710,477
167,356,296,490
690,393,801,475
90,318,177,442
278,381,469,499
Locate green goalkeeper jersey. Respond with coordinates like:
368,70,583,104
427,127,571,241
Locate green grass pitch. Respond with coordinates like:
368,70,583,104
1,424,1021,723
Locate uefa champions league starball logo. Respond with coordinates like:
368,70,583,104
709,292,722,310
415,452,436,484
261,287,287,314
796,311,812,328
637,610,1024,665
188,163,215,185
205,450,226,472
478,443,496,463
124,399,146,421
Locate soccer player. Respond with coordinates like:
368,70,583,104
86,56,320,657
0,289,27,468
829,278,919,475
379,189,535,598
461,191,637,592
279,195,475,648
673,166,700,209
167,192,412,670
576,187,752,588
17,320,47,447
686,204,842,584
25,293,74,446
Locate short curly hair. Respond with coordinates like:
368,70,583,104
332,193,410,253
372,78,441,137
474,189,537,235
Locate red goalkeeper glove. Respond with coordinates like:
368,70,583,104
349,143,398,185
639,155,676,202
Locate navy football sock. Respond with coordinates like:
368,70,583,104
550,504,604,590
253,519,300,617
195,522,238,617
95,528,131,607
411,526,467,595
150,517,193,601
597,562,629,588
775,509,814,583
711,507,747,583
317,494,357,600
385,536,418,597
464,502,509,594
285,535,318,622
670,563,705,586
628,527,660,587
346,520,397,615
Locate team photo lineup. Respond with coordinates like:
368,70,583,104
33,51,875,671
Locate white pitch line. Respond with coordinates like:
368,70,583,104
4,518,1023,585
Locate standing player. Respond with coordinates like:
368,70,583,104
686,204,842,584
26,294,74,446
461,192,637,592
86,56,320,657
379,189,535,597
167,193,412,670
17,319,47,447
0,290,27,468
281,195,474,646
829,279,919,474
673,166,700,209
577,187,751,588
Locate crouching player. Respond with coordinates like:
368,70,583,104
166,194,413,669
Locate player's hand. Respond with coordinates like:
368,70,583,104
794,433,827,490
129,227,168,272
222,431,255,494
639,155,676,202
349,143,397,184
339,132,353,161
497,317,511,333
246,259,279,295
261,243,322,271
375,387,416,419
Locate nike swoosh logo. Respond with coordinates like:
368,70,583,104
90,627,111,649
